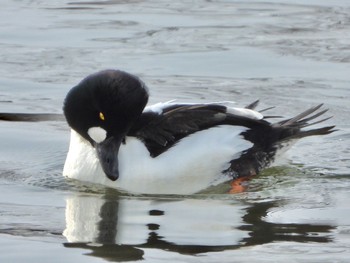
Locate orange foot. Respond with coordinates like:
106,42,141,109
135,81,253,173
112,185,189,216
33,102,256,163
229,175,254,194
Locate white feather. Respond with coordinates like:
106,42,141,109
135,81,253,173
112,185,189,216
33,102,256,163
226,107,263,120
144,101,237,115
144,101,263,121
63,125,253,194
144,100,177,114
63,130,103,182
87,126,107,143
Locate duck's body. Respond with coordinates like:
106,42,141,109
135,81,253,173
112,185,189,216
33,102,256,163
63,70,334,194
64,103,254,194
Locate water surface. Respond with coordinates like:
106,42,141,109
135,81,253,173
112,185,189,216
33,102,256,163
1,0,350,262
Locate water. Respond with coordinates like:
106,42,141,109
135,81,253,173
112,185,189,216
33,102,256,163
1,0,350,262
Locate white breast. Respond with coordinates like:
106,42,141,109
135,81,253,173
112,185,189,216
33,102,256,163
63,125,252,194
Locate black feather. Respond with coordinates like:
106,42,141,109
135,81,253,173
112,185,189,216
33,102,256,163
129,102,335,178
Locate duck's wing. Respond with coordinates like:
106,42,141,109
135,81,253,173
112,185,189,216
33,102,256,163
128,102,265,157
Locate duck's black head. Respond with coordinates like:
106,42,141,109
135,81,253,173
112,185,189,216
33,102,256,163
63,69,149,181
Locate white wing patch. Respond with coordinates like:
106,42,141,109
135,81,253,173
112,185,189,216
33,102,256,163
144,100,237,115
227,107,263,120
144,100,177,114
144,101,263,121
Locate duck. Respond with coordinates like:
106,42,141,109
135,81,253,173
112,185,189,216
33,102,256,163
62,69,335,194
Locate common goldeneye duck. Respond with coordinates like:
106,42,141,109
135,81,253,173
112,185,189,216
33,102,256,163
63,69,335,194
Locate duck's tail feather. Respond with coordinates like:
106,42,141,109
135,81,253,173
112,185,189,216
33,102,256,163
245,100,259,110
245,99,276,113
292,125,336,138
226,104,335,180
273,104,336,140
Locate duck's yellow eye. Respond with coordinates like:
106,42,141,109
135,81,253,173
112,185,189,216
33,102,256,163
99,112,105,121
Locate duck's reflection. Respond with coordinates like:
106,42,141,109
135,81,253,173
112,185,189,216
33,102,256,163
63,193,334,261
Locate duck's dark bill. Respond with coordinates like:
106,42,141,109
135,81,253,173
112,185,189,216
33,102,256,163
95,136,123,181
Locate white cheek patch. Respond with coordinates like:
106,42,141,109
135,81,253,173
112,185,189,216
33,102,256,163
88,127,107,143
